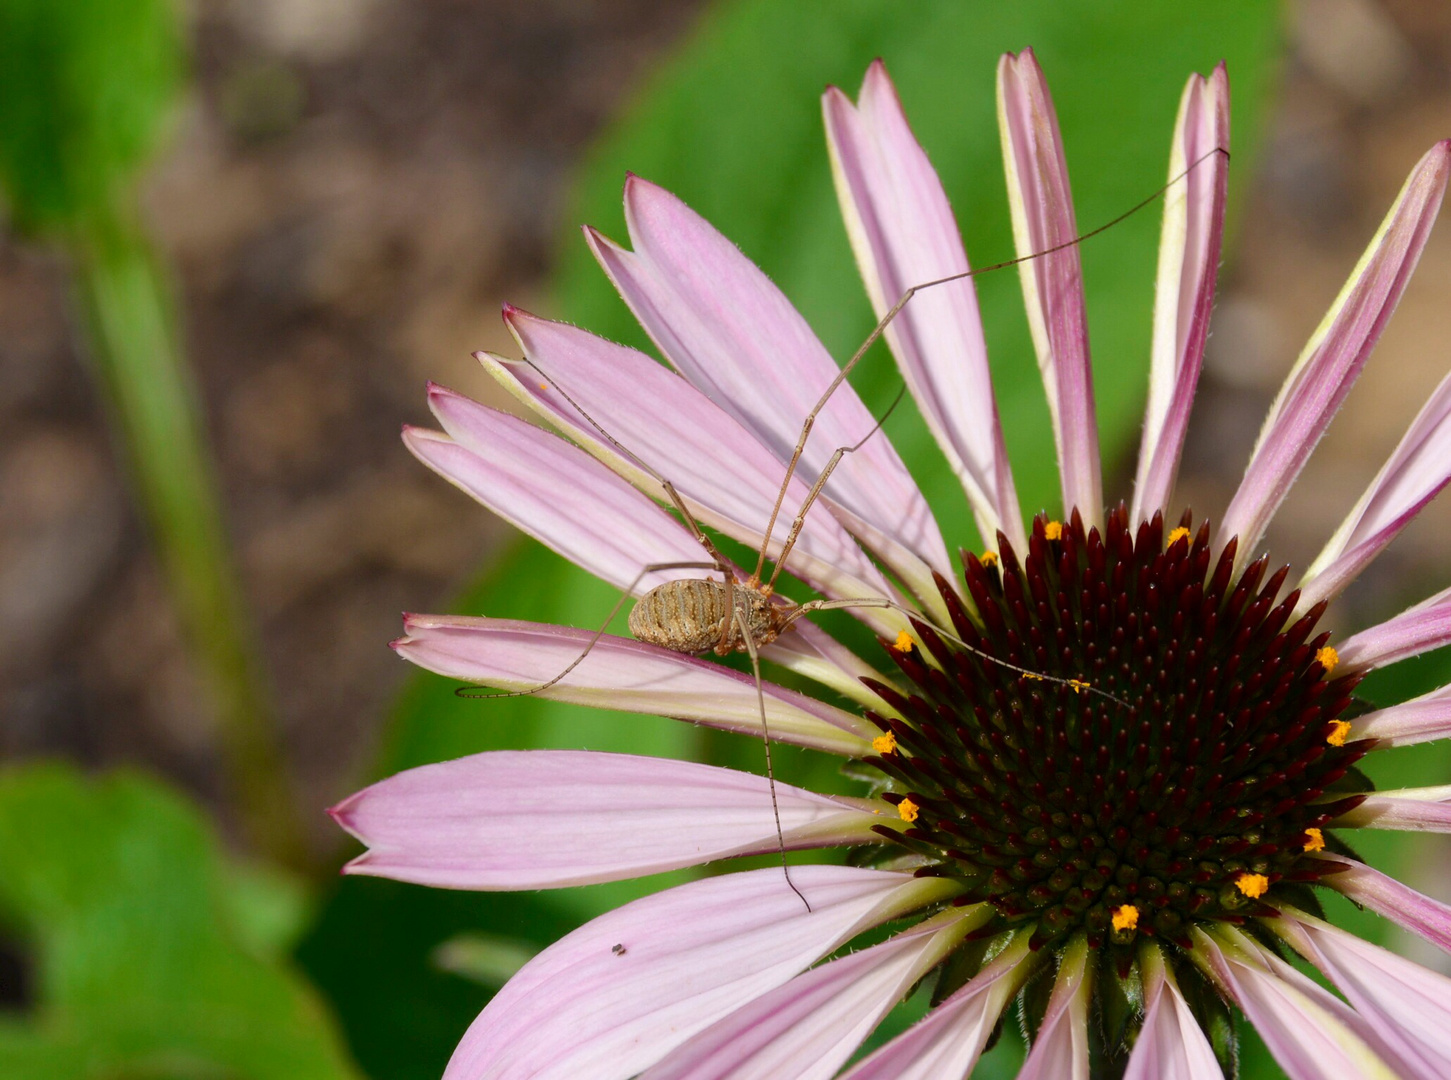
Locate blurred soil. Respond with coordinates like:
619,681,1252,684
1,0,1450,862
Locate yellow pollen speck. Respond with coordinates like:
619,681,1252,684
1043,521,1063,541
1111,904,1139,932
1316,646,1339,673
872,732,898,755
1327,720,1352,747
1068,678,1090,695
897,797,920,823
1167,526,1191,546
1302,828,1325,853
979,550,999,568
893,630,916,653
1236,872,1269,899
1022,672,1044,682
538,383,549,391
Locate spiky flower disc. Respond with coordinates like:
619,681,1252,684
868,508,1368,958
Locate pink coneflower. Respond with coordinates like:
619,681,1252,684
332,49,1451,1080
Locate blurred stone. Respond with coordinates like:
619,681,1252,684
1202,295,1288,391
0,429,123,677
1294,0,1414,106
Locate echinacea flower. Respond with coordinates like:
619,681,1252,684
331,48,1451,1080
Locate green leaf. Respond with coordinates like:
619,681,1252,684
0,0,185,232
0,763,358,1080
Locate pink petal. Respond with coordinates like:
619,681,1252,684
1193,927,1396,1080
1322,855,1451,954
443,865,953,1080
639,912,979,1080
1219,142,1451,563
333,750,884,889
407,389,706,595
585,179,950,609
1339,785,1451,830
1277,912,1451,1080
823,60,1024,554
836,934,1032,1080
1125,946,1224,1080
1131,65,1230,525
1300,368,1451,609
484,311,900,635
1016,936,1091,1080
1338,582,1451,670
997,49,1102,527
407,387,886,708
393,614,877,756
1353,682,1451,745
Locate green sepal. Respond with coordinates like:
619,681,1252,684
1016,956,1055,1049
1096,945,1143,1058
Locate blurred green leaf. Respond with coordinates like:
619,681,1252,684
0,0,184,231
0,764,358,1080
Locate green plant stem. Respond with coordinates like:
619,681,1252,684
72,200,306,869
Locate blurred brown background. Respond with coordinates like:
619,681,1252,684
2,0,1449,856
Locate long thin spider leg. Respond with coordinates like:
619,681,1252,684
765,386,905,593
751,145,1231,577
454,558,720,700
783,595,1128,711
738,607,811,913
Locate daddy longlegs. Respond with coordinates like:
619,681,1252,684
461,146,1229,911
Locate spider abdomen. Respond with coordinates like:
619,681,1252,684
629,579,783,655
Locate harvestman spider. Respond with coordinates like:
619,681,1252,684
464,147,1228,910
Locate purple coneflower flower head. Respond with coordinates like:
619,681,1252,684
332,48,1451,1080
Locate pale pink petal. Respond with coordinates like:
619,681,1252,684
1277,911,1451,1080
1125,946,1224,1080
639,912,979,1080
836,934,1033,1080
1131,65,1230,525
1219,142,1451,563
1194,927,1396,1080
393,614,877,756
1322,855,1451,954
333,750,885,889
1300,368,1451,609
1339,582,1451,670
1339,784,1451,830
442,865,955,1080
483,312,901,636
823,60,1024,554
408,387,887,708
1017,936,1091,1080
997,49,1101,527
585,180,950,610
406,389,706,595
1351,681,1451,745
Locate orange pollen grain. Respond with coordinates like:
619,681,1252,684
1043,521,1064,541
897,797,920,823
1167,526,1191,546
1316,646,1339,673
872,732,898,756
1302,828,1325,853
1068,678,1090,695
1111,904,1139,932
1236,872,1269,898
893,630,916,654
1327,720,1352,747
979,550,999,568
